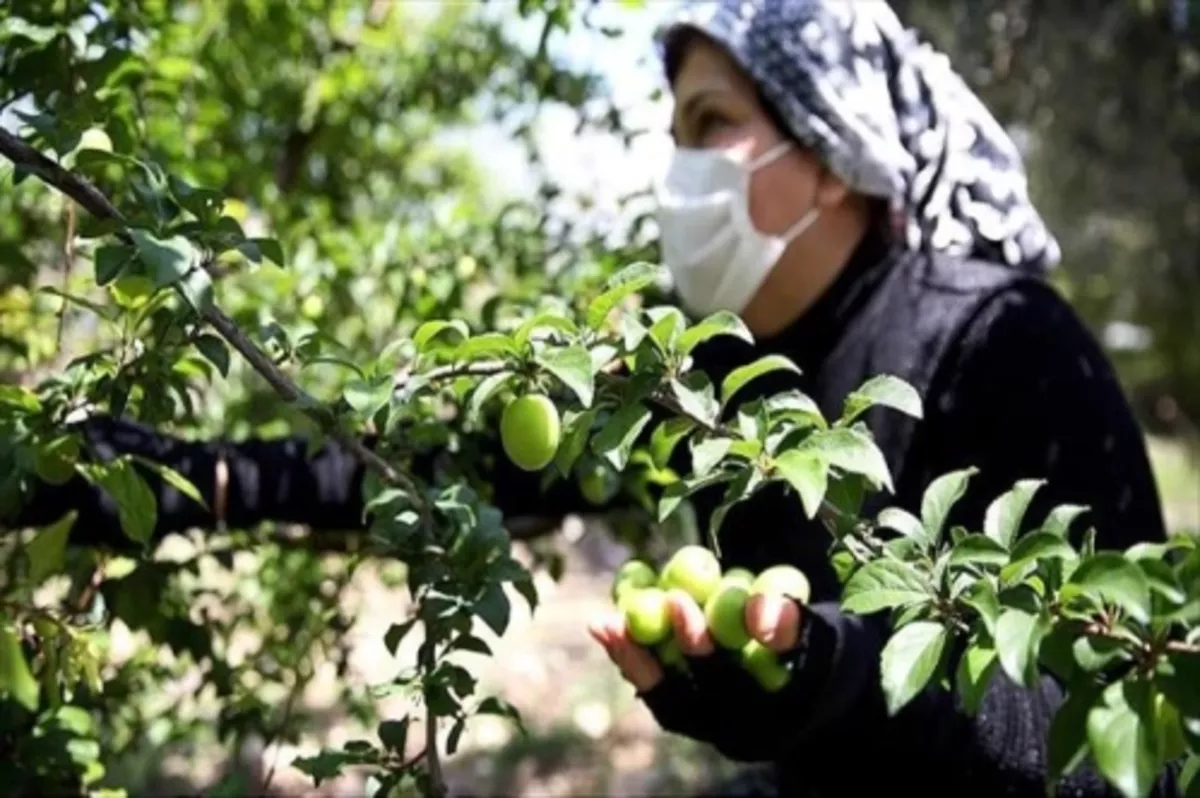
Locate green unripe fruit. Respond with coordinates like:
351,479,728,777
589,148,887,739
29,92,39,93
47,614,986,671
740,639,791,692
579,462,619,506
611,559,658,602
659,545,722,605
622,587,671,646
723,568,755,589
657,638,689,674
704,581,752,650
500,393,561,472
751,564,811,604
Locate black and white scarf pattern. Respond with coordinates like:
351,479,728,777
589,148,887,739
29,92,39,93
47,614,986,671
658,0,1061,273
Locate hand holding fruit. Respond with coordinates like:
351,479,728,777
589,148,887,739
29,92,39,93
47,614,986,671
588,546,811,695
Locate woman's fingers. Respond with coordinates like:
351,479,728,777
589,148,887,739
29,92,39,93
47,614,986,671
667,589,714,656
587,611,664,693
745,593,801,653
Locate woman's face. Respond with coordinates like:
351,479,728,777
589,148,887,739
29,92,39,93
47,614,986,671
668,34,862,336
670,34,828,252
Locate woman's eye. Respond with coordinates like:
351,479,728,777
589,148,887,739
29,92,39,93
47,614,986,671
693,109,727,139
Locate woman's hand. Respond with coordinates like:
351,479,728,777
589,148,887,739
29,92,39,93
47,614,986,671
587,588,803,692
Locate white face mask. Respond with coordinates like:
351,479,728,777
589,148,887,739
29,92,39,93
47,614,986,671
654,140,821,317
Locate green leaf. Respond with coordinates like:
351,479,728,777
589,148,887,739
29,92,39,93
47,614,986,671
669,372,719,427
773,449,829,519
478,696,526,735
195,334,230,378
248,238,284,267
876,507,928,548
447,718,467,755
79,459,156,544
1068,553,1152,624
955,642,998,715
475,582,511,636
514,313,577,348
983,479,1045,548
129,456,207,510
1042,504,1090,538
94,244,134,285
1182,757,1200,798
344,376,392,419
1155,651,1200,718
650,417,695,470
994,608,1048,688
1001,531,1077,583
838,374,923,427
880,621,947,715
1139,558,1186,605
586,262,659,329
841,559,932,615
0,623,38,712
949,534,1010,568
0,385,41,412
763,390,826,431
592,403,652,471
128,228,197,289
554,408,598,476
1087,681,1158,798
646,307,685,354
920,467,977,547
678,311,753,354
537,345,594,407
963,579,1001,638
456,332,520,362
691,437,731,474
414,320,469,352
658,472,731,522
24,511,76,584
720,354,802,409
1048,682,1103,783
803,427,894,493
378,718,408,752
384,620,417,656
177,262,214,311
468,371,516,422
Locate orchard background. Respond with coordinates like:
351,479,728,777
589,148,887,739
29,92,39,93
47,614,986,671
1,1,1199,797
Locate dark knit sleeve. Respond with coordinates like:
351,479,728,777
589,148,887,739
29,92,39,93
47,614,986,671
2,412,609,549
758,282,1178,796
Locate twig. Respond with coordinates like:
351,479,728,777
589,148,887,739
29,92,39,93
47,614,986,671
56,203,77,347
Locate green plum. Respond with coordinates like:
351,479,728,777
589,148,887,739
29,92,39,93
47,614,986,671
622,587,671,646
750,564,811,603
740,640,791,692
659,545,722,605
611,559,658,602
704,581,752,650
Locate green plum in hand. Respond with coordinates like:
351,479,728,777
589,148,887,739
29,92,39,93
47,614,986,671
751,564,811,603
704,579,752,650
621,587,672,646
740,639,791,692
611,559,658,602
659,545,722,605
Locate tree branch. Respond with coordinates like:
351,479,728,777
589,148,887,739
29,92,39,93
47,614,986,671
0,127,435,537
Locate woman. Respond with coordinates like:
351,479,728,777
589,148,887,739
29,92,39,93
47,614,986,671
4,1,1177,795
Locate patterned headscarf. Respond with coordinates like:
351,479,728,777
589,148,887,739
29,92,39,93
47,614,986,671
657,0,1061,273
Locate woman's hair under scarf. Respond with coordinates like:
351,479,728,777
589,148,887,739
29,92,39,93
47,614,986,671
657,0,1062,274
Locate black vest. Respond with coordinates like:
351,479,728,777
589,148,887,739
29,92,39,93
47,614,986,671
689,247,1032,601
